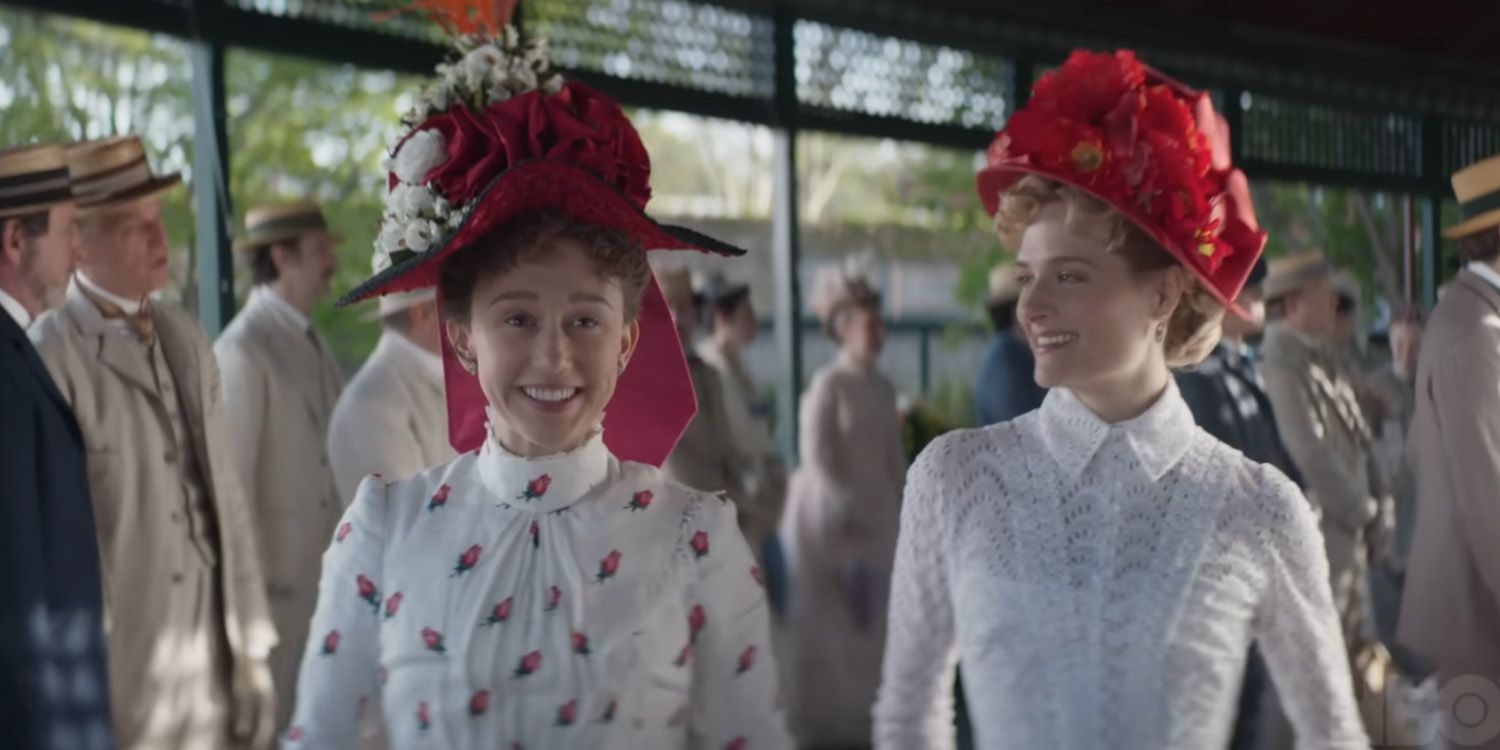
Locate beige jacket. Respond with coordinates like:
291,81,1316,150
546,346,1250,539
30,281,277,748
214,286,344,728
327,330,454,502
1261,321,1386,533
1399,269,1500,675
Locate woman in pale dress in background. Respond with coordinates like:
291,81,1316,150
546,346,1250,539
781,268,905,749
874,50,1369,749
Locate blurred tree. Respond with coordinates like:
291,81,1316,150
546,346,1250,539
0,6,422,367
225,47,422,366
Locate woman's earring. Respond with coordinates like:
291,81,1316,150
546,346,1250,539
1154,323,1166,343
618,360,627,374
458,352,477,374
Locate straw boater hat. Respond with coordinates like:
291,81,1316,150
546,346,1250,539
987,262,1022,306
65,135,180,209
1261,250,1333,303
1444,153,1500,239
235,201,346,253
977,50,1267,316
0,143,75,219
337,5,744,463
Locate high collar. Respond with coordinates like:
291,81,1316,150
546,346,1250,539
1467,261,1500,296
835,349,875,374
75,271,146,315
476,413,612,514
0,288,30,329
250,285,311,333
1037,380,1196,482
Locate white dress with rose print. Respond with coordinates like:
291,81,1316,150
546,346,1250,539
283,428,791,750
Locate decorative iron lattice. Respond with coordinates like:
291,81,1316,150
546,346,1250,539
1241,94,1421,177
1444,121,1500,174
794,20,1010,130
526,0,774,99
228,0,444,41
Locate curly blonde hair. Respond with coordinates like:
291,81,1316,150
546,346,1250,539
993,175,1223,368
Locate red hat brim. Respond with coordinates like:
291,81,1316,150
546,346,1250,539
976,162,1258,319
340,159,736,465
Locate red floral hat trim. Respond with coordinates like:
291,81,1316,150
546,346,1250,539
976,50,1267,310
340,72,740,464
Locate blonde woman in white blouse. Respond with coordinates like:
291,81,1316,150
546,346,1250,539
874,50,1370,749
283,12,789,750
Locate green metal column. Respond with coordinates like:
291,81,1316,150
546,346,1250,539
1420,116,1444,308
770,5,803,466
189,23,234,337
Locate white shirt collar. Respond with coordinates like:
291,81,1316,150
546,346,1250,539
384,329,444,384
1467,261,1500,295
0,288,31,329
251,285,310,332
476,416,612,514
1038,379,1197,482
75,271,145,315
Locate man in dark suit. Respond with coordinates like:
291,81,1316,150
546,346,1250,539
1176,257,1303,486
976,262,1047,425
0,142,114,749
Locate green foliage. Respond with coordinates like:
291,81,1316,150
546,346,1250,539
0,6,423,369
224,48,423,367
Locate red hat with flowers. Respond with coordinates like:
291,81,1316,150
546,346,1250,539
340,0,743,464
976,50,1267,311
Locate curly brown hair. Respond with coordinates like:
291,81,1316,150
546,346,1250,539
993,175,1224,368
438,209,652,325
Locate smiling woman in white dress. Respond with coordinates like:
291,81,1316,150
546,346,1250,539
872,50,1370,749
281,9,789,750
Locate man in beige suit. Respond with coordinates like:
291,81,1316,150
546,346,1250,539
1400,154,1500,749
214,201,345,732
327,286,454,501
1259,252,1389,656
30,136,277,749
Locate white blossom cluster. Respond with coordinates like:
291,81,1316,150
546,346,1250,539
400,27,564,128
373,25,565,274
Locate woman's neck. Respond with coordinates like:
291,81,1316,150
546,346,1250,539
1072,358,1171,424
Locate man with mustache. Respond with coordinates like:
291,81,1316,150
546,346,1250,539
30,135,277,749
215,200,345,734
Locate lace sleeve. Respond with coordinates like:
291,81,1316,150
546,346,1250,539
1250,464,1371,750
873,439,959,750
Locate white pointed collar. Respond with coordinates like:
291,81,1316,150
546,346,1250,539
476,412,611,514
0,288,30,329
1038,380,1196,482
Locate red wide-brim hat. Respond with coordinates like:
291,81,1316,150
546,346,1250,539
976,50,1267,314
338,82,742,466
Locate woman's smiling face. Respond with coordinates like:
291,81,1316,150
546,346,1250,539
448,237,640,457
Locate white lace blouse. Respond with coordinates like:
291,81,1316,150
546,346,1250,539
284,429,790,750
874,383,1370,749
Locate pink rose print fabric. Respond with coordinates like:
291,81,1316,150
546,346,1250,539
282,433,790,748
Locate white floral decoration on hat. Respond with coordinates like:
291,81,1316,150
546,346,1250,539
372,27,564,276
